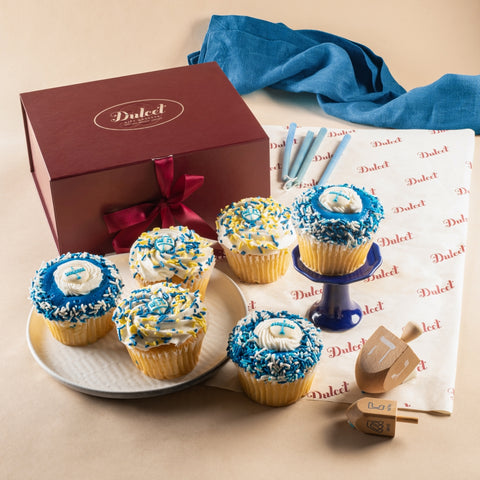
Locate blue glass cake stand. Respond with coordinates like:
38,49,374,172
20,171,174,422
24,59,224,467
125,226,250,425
292,244,382,331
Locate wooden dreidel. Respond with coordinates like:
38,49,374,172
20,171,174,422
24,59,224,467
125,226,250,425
355,321,422,393
347,397,418,437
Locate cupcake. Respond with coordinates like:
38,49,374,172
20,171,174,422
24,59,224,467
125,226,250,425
128,225,215,299
216,197,296,283
29,252,123,346
227,310,323,406
112,282,207,380
291,184,384,275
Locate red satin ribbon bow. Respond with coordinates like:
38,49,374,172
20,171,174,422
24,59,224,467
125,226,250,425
104,156,216,253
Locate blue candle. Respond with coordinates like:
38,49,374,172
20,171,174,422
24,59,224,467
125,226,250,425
317,133,352,185
282,122,297,181
293,127,328,186
288,130,314,180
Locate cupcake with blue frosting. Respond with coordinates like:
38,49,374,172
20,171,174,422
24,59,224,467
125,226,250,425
227,310,323,406
128,225,215,299
291,184,384,275
216,197,296,284
112,281,207,380
29,252,123,346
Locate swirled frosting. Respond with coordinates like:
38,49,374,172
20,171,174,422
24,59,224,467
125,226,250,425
129,226,214,284
112,282,207,350
291,184,384,247
53,260,103,296
227,310,323,383
29,252,124,324
254,318,303,351
216,197,296,254
319,186,362,213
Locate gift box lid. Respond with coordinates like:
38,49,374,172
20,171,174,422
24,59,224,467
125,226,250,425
20,62,267,180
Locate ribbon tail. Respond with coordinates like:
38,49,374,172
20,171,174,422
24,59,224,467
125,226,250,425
110,222,150,253
103,202,157,234
109,205,161,253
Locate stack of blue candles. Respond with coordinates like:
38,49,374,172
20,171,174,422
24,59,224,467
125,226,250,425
282,123,351,188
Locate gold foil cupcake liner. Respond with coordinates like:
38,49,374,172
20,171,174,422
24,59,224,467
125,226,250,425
237,367,316,407
126,330,205,380
43,309,114,346
223,247,291,284
297,233,372,275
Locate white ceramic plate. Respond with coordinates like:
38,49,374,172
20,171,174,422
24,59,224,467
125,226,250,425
26,254,247,399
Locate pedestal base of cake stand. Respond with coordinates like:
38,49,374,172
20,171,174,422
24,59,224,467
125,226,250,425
292,244,382,331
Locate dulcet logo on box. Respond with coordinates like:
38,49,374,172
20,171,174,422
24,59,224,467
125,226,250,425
94,99,184,131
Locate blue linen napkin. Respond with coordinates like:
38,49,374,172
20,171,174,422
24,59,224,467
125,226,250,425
188,15,480,134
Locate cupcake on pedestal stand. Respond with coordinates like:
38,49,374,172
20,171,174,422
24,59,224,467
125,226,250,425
291,184,384,331
292,243,382,331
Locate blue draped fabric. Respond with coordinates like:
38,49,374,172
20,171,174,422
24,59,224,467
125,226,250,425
189,15,480,134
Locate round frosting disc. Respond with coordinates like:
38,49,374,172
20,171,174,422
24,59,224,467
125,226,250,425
147,296,168,313
154,234,176,253
254,318,303,352
53,260,103,296
318,186,362,213
241,205,261,224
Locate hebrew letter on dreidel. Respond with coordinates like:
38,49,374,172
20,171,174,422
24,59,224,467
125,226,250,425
347,397,418,437
369,335,397,363
391,360,409,380
355,322,422,394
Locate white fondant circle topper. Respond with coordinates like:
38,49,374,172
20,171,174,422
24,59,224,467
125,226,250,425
318,186,363,213
254,318,303,351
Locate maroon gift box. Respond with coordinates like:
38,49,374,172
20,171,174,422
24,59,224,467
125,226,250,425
21,63,270,254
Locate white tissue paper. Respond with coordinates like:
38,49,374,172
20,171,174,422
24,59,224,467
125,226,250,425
206,125,474,415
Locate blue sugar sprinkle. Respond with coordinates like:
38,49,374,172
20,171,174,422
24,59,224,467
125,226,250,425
291,184,384,246
227,310,323,383
29,252,124,324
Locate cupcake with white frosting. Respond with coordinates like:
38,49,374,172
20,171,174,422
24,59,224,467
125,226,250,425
291,184,384,275
128,225,215,299
216,197,296,283
112,282,207,380
29,252,123,346
227,310,323,406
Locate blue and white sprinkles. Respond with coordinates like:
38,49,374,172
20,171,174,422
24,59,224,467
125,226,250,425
216,197,296,254
291,184,384,247
112,282,207,350
227,310,323,384
129,226,214,284
29,252,123,324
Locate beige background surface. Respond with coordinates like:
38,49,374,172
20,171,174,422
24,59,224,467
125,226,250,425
2,1,480,478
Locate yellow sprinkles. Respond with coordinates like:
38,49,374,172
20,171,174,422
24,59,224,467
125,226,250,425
216,197,294,253
129,226,214,282
112,282,207,350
